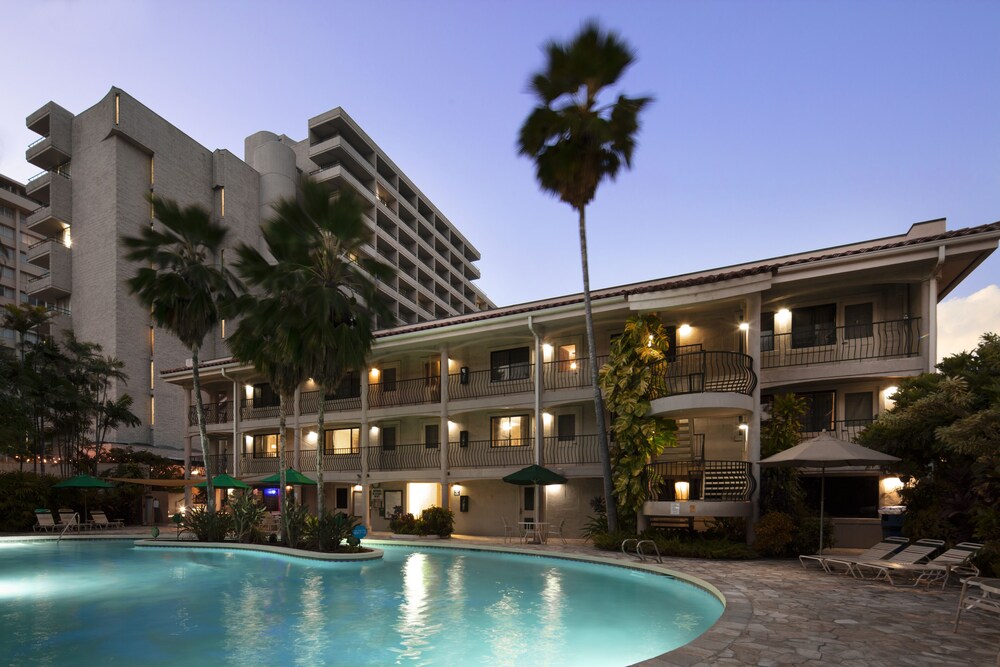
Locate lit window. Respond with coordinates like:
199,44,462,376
252,433,279,458
491,415,528,447
150,396,155,426
325,428,360,455
558,344,577,372
114,93,120,125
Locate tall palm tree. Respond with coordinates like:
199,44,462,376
518,21,652,532
122,197,239,514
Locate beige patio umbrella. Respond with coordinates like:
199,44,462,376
759,432,900,554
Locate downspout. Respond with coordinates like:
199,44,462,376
926,246,946,372
221,367,239,476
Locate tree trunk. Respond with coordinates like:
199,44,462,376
278,393,289,544
191,346,216,515
577,205,618,533
316,388,325,517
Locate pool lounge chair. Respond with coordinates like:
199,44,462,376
799,536,908,573
847,538,945,579
57,508,85,532
33,509,59,532
90,510,124,530
858,542,983,588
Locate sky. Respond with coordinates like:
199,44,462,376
1,0,998,351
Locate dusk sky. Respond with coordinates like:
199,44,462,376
1,1,997,352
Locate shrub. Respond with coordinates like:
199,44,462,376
182,507,232,542
305,511,360,552
972,541,1000,578
753,511,797,557
229,492,267,544
389,512,419,535
0,472,60,531
282,503,310,549
791,516,834,555
591,530,756,559
420,506,454,537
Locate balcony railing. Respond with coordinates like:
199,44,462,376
645,460,757,502
647,351,757,399
368,376,440,408
448,366,534,400
187,401,235,426
762,318,921,368
241,399,280,421
206,454,230,475
448,438,536,469
543,434,603,465
542,356,607,390
367,443,441,471
240,449,296,475
801,418,874,444
300,390,362,414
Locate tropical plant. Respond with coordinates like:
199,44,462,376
753,511,797,557
420,506,455,537
599,314,677,518
229,491,268,544
182,506,233,542
122,197,240,514
238,178,394,517
304,510,361,552
758,393,808,517
389,511,419,535
518,21,652,532
281,502,311,549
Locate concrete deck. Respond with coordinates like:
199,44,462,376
7,527,999,666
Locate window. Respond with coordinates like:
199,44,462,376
252,434,279,458
252,383,279,408
491,415,529,447
0,224,14,237
844,303,874,340
424,423,440,449
0,206,14,220
557,414,576,442
557,344,578,372
491,347,529,382
844,392,874,426
325,428,360,455
792,304,836,348
801,391,835,432
381,367,397,393
424,357,441,387
761,312,775,352
325,371,361,399
335,487,348,510
381,426,397,451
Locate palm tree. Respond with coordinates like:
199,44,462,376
122,197,239,514
518,21,652,532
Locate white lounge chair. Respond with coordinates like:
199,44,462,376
849,538,945,579
33,509,58,532
91,510,124,530
800,536,908,573
859,542,983,588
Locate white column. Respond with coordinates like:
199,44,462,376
924,276,938,372
360,368,371,529
746,292,763,543
439,346,450,510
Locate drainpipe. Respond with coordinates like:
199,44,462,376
926,246,946,372
221,367,240,476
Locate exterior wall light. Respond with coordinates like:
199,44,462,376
674,481,690,501
738,322,750,332
353,484,363,492
678,324,692,337
306,431,319,445
776,309,791,326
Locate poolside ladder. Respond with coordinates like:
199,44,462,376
620,538,663,564
57,512,79,542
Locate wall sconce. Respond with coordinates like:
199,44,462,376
353,484,363,492
369,368,380,380
678,324,692,337
674,481,690,501
453,484,462,497
883,386,899,409
735,416,748,441
244,384,254,400
776,309,791,326
738,322,749,332
306,431,318,445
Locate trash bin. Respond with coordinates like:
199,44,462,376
878,505,906,538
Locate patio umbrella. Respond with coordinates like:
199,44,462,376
759,432,900,554
502,465,567,486
193,473,251,490
53,474,115,520
257,468,317,486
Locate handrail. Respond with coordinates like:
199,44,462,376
645,459,757,502
762,317,921,368
647,350,757,399
636,539,663,564
27,136,47,149
621,538,640,559
57,512,79,541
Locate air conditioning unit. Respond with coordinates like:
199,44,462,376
185,358,193,368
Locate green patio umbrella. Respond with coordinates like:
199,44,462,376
53,474,115,521
193,473,251,490
502,465,567,486
257,468,317,486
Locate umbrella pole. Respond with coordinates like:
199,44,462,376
819,472,826,555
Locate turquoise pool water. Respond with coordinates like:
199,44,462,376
0,540,722,666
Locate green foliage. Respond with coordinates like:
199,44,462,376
304,510,361,552
182,506,233,542
704,517,748,543
860,333,1000,544
229,492,267,544
759,394,808,517
389,511,419,535
420,506,455,537
972,542,1000,578
591,530,755,559
753,512,797,557
599,315,677,516
0,472,60,531
792,516,835,555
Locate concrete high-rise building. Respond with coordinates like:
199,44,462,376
19,87,492,454
0,174,45,343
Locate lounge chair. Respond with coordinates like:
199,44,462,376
90,510,124,530
858,542,983,588
57,508,84,532
848,538,945,579
33,509,59,532
799,536,908,573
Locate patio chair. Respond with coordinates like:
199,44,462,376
501,516,516,544
90,510,124,530
800,536,907,573
849,538,945,579
57,508,84,532
953,576,1000,632
548,518,567,545
33,509,59,532
860,542,983,588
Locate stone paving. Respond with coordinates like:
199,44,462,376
7,527,1000,666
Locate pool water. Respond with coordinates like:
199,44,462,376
0,540,722,666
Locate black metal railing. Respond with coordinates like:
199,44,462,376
300,390,362,414
240,449,295,475
368,376,441,408
241,399,280,421
448,438,536,468
205,454,230,475
647,351,757,399
367,443,441,471
801,418,875,444
187,401,235,426
543,434,603,465
542,356,607,390
762,318,921,368
323,451,362,472
448,366,534,400
645,460,757,502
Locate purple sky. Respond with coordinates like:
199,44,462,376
1,1,997,313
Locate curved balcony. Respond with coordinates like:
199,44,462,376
647,351,756,418
642,459,757,519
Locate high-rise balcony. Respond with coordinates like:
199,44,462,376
25,103,73,171
25,268,71,300
26,238,71,277
24,169,71,209
310,163,376,207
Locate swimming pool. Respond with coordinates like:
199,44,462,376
0,539,722,666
